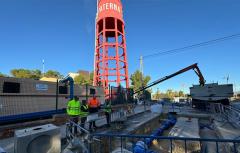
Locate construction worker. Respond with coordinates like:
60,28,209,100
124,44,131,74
104,99,112,127
80,100,89,133
88,95,100,131
67,96,80,135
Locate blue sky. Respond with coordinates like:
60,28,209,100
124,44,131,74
0,0,240,93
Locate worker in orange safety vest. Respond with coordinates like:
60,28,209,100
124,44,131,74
88,95,100,131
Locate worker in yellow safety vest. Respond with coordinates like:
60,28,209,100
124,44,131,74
67,96,80,135
104,99,112,127
80,100,89,133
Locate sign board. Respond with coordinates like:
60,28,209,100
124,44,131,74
36,84,48,91
97,0,123,20
98,2,121,14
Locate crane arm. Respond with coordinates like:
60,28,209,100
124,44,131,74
193,65,205,86
133,63,205,94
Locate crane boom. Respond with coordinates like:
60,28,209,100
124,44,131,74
134,63,205,94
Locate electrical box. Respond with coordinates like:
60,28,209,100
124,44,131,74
14,124,61,153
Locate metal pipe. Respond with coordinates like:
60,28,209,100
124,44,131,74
68,119,90,134
56,79,59,112
59,76,74,100
91,134,240,143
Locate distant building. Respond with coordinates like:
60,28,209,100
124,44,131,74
40,77,58,82
173,97,190,103
68,70,91,80
68,72,79,79
78,70,90,78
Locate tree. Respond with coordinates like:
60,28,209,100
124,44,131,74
152,89,186,101
166,89,174,100
44,70,63,78
74,74,90,85
31,70,42,79
89,72,94,85
154,89,162,100
179,91,185,97
143,90,152,100
74,71,93,85
11,69,31,78
130,70,151,100
0,72,7,77
130,70,151,91
11,69,42,79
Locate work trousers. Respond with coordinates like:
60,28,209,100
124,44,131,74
80,117,87,131
89,107,99,130
89,121,97,130
69,116,79,135
105,112,111,126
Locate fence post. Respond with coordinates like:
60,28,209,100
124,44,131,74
108,84,111,101
234,142,237,153
170,139,173,153
124,88,127,105
121,137,123,152
56,79,59,112
86,84,88,102
110,86,113,105
216,142,219,153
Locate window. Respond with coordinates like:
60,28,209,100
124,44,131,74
3,82,20,93
59,86,68,94
90,88,96,95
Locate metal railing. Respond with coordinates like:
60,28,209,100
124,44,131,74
64,120,97,153
90,133,240,153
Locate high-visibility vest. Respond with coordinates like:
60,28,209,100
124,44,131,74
67,100,80,116
88,98,100,108
104,103,112,113
80,105,89,117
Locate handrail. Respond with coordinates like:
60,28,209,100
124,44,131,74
226,105,240,113
91,133,240,143
68,119,90,134
209,103,240,127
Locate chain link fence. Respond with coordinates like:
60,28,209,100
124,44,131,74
0,77,104,124
109,86,134,105
0,77,135,124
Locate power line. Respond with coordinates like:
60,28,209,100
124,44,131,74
143,33,240,59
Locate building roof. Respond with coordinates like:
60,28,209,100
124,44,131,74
40,77,58,82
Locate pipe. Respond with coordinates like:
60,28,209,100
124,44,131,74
0,147,6,153
59,76,74,100
133,114,177,153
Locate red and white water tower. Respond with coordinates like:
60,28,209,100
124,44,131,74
93,0,129,96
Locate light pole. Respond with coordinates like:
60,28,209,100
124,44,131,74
140,56,146,111
42,59,45,77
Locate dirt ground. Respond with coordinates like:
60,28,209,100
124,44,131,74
149,118,220,153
